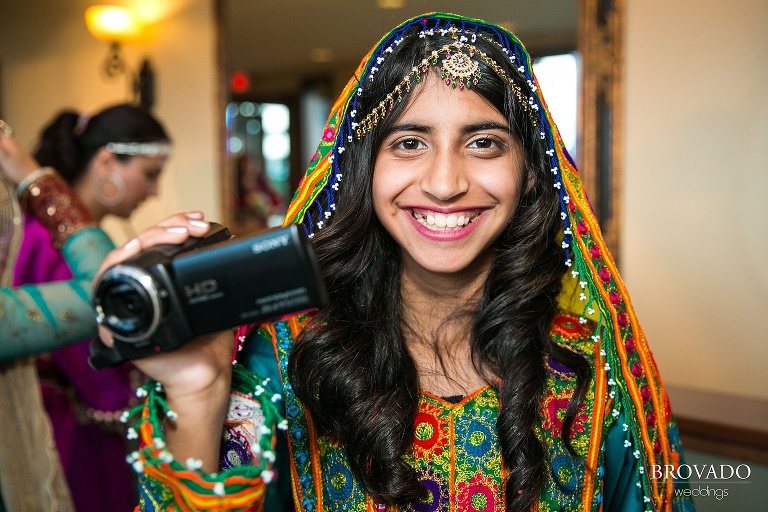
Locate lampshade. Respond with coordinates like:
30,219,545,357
85,5,142,42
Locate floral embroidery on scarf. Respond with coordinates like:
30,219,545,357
551,313,594,351
541,388,589,439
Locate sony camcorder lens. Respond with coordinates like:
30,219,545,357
94,266,163,344
101,281,151,337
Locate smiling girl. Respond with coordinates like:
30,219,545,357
98,13,694,512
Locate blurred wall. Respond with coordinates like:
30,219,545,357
623,0,768,400
0,0,220,243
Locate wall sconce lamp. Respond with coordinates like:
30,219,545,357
85,5,155,109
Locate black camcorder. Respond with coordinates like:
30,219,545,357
89,223,328,369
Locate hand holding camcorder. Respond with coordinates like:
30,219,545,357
90,223,327,369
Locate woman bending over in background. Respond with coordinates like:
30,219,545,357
1,104,176,512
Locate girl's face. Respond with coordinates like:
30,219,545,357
372,73,528,280
109,154,166,218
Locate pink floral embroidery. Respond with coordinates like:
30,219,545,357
456,474,499,512
624,336,635,353
541,389,588,438
322,128,336,142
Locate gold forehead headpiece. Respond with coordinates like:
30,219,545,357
355,40,537,139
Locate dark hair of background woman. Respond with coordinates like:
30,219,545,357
33,103,171,185
289,26,592,511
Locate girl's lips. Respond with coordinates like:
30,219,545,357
410,207,484,217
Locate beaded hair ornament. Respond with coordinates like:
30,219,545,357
106,141,172,158
283,12,686,510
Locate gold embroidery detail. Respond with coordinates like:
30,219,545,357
26,308,43,323
59,309,77,322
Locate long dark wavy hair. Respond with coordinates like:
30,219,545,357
289,25,591,511
33,103,170,185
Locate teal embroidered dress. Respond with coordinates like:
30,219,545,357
131,312,691,511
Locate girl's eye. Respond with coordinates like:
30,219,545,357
471,138,496,149
395,138,424,151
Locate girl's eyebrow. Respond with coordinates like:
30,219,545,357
460,121,511,134
384,121,511,138
386,123,431,136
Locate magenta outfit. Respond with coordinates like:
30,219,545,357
13,214,138,512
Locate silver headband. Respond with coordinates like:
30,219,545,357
106,141,172,158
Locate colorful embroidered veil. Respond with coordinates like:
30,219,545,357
130,12,687,511
282,12,683,510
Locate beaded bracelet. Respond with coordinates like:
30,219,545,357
14,166,57,199
124,364,277,509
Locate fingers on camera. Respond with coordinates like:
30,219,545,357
120,218,207,251
157,212,209,233
159,211,204,225
122,237,143,253
98,325,115,348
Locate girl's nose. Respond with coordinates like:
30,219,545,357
420,149,469,202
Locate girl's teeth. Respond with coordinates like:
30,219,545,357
414,212,474,231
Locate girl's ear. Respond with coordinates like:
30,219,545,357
514,143,535,194
525,170,535,194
